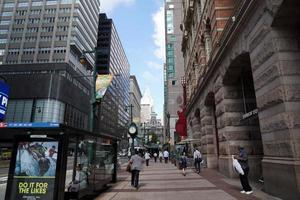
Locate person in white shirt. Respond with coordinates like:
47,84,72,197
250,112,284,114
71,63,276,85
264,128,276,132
144,151,151,166
193,148,202,173
153,152,158,162
129,150,145,189
163,150,169,163
159,151,163,163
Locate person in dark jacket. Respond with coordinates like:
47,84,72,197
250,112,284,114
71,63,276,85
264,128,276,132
235,146,253,195
180,152,187,176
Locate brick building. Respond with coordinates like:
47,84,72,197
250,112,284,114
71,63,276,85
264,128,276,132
181,0,300,199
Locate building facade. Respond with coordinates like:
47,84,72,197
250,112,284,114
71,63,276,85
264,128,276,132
0,0,101,130
141,112,164,146
164,0,185,147
181,0,300,199
130,75,142,124
96,14,130,139
140,88,154,124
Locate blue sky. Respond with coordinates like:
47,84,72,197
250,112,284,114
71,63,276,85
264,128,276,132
101,0,165,120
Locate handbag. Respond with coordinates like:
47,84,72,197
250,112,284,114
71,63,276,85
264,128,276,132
126,163,132,172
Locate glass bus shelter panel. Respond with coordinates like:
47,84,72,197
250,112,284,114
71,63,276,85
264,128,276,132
64,137,77,193
91,138,115,191
64,135,115,196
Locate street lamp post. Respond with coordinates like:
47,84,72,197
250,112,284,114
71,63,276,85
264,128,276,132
79,49,100,132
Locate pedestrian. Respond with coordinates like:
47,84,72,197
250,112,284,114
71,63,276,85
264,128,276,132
180,152,188,176
193,148,202,173
145,151,151,166
159,150,163,163
163,149,169,163
129,150,144,189
153,152,158,162
234,146,253,195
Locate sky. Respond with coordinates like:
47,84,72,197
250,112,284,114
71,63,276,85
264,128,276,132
100,0,165,120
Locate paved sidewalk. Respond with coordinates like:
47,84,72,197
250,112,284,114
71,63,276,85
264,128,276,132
95,160,280,200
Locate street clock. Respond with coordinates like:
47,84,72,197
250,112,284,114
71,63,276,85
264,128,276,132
128,122,138,138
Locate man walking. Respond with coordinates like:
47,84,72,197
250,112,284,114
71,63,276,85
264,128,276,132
159,150,163,163
235,146,253,195
163,150,169,163
153,152,158,162
144,151,151,166
129,150,144,189
193,148,202,173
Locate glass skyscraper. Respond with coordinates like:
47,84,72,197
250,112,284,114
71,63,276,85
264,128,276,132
0,0,101,130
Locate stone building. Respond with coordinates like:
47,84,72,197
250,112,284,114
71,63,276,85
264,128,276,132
181,0,300,199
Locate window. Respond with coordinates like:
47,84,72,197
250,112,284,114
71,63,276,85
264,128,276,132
5,100,33,122
32,1,43,6
61,0,73,4
3,3,14,8
0,39,7,44
16,10,27,16
30,9,41,14
45,9,56,14
33,99,65,123
0,20,11,25
172,80,176,85
46,0,58,5
0,49,5,56
2,11,13,17
44,17,55,23
18,2,29,7
0,29,8,34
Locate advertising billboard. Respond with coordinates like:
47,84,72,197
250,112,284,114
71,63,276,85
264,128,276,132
0,80,9,121
95,74,113,100
6,140,59,200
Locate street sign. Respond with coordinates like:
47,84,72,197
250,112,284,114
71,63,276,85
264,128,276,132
0,81,9,121
0,122,60,128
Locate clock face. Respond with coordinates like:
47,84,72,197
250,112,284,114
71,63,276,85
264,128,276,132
129,126,136,134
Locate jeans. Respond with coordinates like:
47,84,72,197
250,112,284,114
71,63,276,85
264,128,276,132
164,157,168,163
131,170,140,187
194,159,201,172
239,167,252,191
146,159,149,166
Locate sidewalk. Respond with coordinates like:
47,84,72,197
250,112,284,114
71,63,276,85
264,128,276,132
95,160,280,200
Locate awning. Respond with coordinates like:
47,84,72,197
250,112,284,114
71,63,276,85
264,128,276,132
177,138,201,145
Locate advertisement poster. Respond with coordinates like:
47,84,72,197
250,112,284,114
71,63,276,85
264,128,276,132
95,74,113,100
8,141,58,200
0,80,9,120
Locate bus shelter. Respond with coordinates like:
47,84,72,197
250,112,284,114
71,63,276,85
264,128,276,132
0,122,118,200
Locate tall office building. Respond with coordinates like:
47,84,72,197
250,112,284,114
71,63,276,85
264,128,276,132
140,88,154,124
164,0,184,146
0,0,101,130
95,14,130,139
130,75,142,124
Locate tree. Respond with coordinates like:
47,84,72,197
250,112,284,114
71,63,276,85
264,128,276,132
148,132,158,144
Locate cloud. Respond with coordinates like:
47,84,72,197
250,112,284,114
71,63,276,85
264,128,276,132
142,71,157,82
152,6,165,60
146,61,162,70
101,0,135,14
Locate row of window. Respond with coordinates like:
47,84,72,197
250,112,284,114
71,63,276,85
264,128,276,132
2,7,76,18
7,47,67,55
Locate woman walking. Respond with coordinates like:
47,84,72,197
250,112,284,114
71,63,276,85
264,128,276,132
180,152,187,176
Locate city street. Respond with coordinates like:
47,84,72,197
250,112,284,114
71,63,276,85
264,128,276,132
95,160,279,200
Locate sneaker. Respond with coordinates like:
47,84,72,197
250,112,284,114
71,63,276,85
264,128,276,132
245,191,253,195
240,190,246,194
